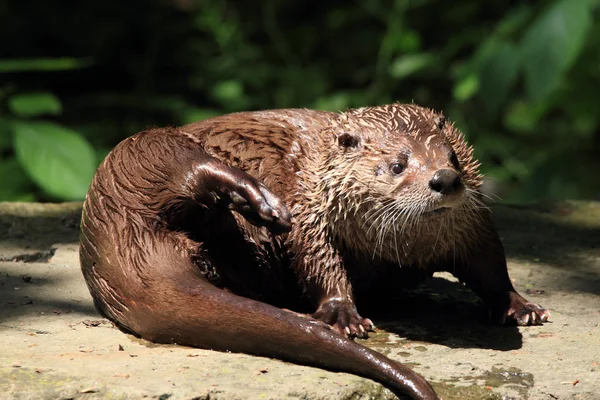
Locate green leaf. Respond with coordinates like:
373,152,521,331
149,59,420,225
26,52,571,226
210,80,249,111
521,0,593,104
496,5,533,36
0,157,36,201
477,40,520,117
385,31,422,53
179,108,220,125
12,121,96,200
503,100,539,133
212,80,244,104
313,93,351,111
389,53,434,79
0,57,93,73
453,74,479,101
0,118,12,150
8,92,63,118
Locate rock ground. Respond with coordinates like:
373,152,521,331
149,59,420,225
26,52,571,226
0,201,599,400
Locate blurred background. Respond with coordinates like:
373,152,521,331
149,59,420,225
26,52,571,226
0,0,598,203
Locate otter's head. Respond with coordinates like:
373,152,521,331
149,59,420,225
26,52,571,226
323,103,485,265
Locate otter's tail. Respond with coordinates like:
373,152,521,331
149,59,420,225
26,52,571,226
87,245,438,400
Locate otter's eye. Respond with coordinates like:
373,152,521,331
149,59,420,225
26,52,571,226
450,151,460,170
390,163,405,175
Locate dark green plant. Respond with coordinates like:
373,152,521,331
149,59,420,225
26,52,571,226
0,0,598,202
0,58,97,201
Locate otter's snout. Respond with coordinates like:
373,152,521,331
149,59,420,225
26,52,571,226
429,169,462,195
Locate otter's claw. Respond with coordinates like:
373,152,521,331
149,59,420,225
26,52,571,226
508,302,550,326
312,299,375,339
494,292,550,326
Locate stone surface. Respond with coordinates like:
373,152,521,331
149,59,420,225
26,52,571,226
1,201,599,399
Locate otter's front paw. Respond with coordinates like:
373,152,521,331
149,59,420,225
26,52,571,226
312,299,374,339
493,292,550,326
507,301,550,326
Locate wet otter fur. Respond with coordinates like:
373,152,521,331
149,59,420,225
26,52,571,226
80,103,549,400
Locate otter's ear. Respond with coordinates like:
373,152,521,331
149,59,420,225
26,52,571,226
337,132,361,150
434,115,446,131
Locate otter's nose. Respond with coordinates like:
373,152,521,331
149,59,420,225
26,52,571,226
429,169,462,195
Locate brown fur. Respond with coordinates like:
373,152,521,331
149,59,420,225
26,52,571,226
80,103,549,400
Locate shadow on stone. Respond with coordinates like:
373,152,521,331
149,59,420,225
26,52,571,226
361,277,524,352
0,201,596,349
0,202,82,249
0,270,97,324
493,202,600,295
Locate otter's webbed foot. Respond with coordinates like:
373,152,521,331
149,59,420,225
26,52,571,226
312,299,375,339
194,160,292,234
492,292,550,326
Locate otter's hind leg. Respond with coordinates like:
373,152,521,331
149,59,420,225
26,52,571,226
170,154,292,235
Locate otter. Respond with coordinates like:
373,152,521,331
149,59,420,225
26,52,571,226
79,104,549,400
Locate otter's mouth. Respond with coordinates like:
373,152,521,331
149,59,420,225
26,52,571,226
421,207,450,218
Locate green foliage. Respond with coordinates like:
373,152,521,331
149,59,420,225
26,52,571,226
8,92,62,117
0,157,35,202
521,0,594,104
0,59,96,200
0,0,598,202
455,0,600,201
0,57,93,73
477,39,520,116
388,53,435,79
13,121,96,200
